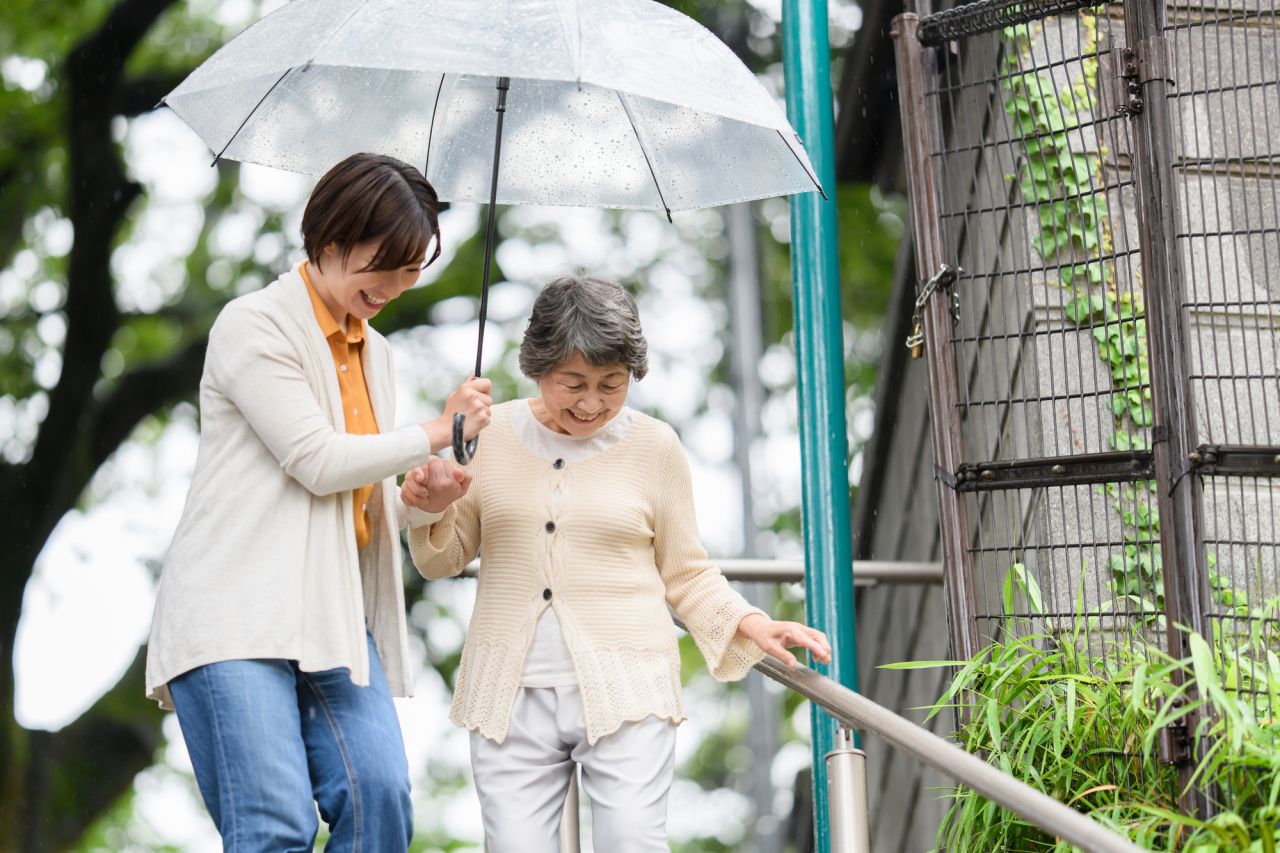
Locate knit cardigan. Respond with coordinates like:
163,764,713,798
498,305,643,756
146,265,439,709
410,401,766,744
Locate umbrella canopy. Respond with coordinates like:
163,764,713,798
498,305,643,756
163,0,823,212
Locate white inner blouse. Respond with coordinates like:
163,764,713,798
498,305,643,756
511,399,636,688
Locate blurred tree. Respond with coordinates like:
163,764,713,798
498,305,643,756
1,2,193,846
0,1,492,847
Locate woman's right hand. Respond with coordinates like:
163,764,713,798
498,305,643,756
423,376,492,452
402,457,473,514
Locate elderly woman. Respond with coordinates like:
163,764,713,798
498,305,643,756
146,153,492,852
401,275,830,852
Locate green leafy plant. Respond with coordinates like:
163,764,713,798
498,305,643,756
887,564,1280,851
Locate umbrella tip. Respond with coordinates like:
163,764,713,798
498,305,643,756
664,206,673,224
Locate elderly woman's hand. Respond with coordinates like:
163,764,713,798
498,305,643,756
735,613,832,668
423,376,493,452
402,457,473,514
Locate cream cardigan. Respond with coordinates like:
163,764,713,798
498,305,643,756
146,264,439,709
410,401,765,744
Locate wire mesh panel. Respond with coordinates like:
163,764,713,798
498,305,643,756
965,483,1164,637
934,8,1147,468
1164,0,1280,731
906,1,1170,647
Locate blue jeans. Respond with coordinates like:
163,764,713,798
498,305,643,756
169,633,413,852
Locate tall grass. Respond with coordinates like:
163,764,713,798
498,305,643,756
885,568,1280,851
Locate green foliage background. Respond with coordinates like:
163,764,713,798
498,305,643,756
1,0,901,850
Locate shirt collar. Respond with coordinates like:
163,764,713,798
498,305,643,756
300,260,365,345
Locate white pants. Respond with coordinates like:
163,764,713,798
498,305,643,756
470,685,677,853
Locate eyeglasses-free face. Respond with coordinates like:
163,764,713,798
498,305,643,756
534,353,630,438
309,240,429,325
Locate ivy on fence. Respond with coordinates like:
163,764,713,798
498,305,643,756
1001,10,1164,615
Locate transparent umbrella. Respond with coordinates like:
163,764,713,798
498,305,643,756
163,0,825,459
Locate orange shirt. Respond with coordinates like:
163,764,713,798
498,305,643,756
300,261,380,548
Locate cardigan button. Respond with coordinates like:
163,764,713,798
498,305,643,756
553,458,565,469
545,521,556,533
542,588,552,601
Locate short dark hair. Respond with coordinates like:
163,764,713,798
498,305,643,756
301,153,441,273
519,276,649,380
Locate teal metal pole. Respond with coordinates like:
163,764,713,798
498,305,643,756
781,1,860,850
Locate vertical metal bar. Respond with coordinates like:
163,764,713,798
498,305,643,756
892,13,981,663
1122,0,1213,816
781,2,860,850
727,202,766,562
726,200,784,853
825,727,871,853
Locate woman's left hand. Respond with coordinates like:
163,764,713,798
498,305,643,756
735,613,832,668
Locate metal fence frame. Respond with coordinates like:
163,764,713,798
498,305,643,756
894,0,1280,820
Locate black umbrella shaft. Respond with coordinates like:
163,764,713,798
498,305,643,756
475,76,510,377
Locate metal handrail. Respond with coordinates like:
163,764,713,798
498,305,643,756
457,558,943,585
463,562,1137,850
748,653,1146,853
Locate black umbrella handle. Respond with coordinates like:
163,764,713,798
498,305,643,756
452,413,478,465
454,76,510,466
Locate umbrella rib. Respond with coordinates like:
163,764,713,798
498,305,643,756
616,92,672,223
422,72,447,179
777,130,828,200
212,66,296,166
212,0,373,167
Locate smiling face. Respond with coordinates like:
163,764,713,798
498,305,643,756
310,240,424,324
534,352,630,437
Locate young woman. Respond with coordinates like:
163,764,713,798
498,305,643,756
401,275,830,852
145,153,492,851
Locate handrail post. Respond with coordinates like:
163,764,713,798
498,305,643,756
753,656,1147,853
781,1,862,850
825,726,870,853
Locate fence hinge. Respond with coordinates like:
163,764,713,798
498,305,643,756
1117,38,1173,118
1187,444,1280,476
1159,711,1193,765
1115,47,1144,117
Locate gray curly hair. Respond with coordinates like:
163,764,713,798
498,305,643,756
518,275,649,381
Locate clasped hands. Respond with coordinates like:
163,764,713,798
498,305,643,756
402,456,472,514
406,376,490,513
